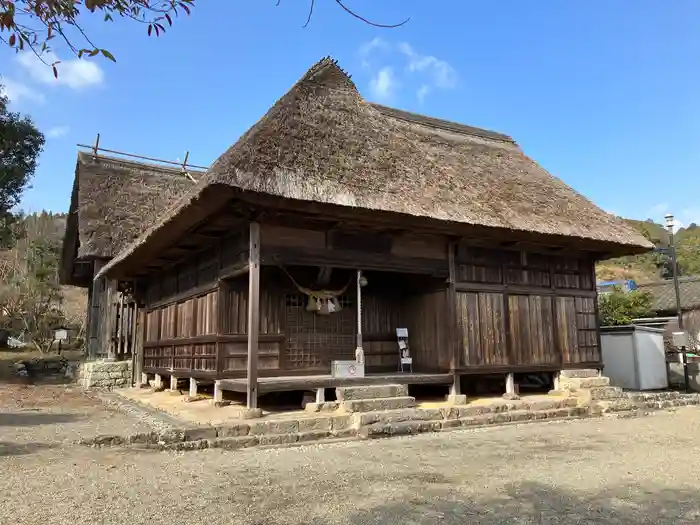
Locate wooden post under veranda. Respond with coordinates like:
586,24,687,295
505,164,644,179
246,222,261,409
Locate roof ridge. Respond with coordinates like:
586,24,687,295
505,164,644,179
370,103,515,143
77,151,206,176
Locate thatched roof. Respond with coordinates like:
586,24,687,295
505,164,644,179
59,152,201,285
99,57,651,280
638,276,700,313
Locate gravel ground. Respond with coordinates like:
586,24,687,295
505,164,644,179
2,384,700,524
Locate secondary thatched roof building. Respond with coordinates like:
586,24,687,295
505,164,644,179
60,152,201,286
98,57,651,280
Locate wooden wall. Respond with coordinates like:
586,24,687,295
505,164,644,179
141,230,246,375
138,218,603,379
455,244,600,370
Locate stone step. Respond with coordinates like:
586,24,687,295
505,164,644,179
353,407,443,427
559,376,610,389
560,369,599,379
587,386,624,400
335,384,409,401
341,396,416,413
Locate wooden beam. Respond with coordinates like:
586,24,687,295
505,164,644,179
246,221,261,409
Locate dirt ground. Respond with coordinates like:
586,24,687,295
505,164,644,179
2,383,700,524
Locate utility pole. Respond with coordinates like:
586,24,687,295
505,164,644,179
665,214,689,392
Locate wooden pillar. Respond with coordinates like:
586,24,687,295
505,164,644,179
88,260,105,359
447,240,459,370
189,377,198,397
246,222,261,409
102,278,119,360
132,306,145,387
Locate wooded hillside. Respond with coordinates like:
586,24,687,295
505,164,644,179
597,219,700,283
0,212,87,349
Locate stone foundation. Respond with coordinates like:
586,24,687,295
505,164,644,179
78,360,132,389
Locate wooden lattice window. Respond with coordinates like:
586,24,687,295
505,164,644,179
284,292,356,369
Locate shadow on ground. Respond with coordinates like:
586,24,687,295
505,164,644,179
313,481,699,524
0,412,78,427
0,441,56,457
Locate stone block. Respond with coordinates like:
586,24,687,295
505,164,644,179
440,419,462,430
414,408,444,421
354,408,417,426
258,433,299,446
560,376,610,389
90,435,126,447
588,386,623,400
360,420,441,438
560,369,599,379
183,427,218,441
336,384,408,401
237,408,263,419
502,393,521,401
298,417,333,432
304,401,339,413
454,405,493,418
446,394,468,405
210,436,259,450
331,415,353,431
158,429,185,443
168,440,209,451
331,428,357,439
341,396,416,413
250,420,299,436
297,430,331,443
217,424,251,437
127,432,160,445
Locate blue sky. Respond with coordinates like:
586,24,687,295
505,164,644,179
1,1,699,228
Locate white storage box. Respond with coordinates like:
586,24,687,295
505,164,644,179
331,360,365,378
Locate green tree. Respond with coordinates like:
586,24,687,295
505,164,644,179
598,287,653,327
0,85,44,248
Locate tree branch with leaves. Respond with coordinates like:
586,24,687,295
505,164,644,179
0,0,194,75
1,1,409,74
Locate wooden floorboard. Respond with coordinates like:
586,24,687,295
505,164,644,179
218,373,453,394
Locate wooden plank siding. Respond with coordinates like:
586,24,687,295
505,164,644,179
138,218,603,380
455,244,601,370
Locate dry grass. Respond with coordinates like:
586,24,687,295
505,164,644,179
69,153,201,260
100,57,651,280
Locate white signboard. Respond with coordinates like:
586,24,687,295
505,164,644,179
54,329,68,342
672,331,690,349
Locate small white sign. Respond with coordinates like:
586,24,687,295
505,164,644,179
672,331,690,349
401,357,413,365
54,329,68,342
396,328,408,338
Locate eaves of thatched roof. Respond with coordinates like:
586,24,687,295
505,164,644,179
97,57,652,280
59,152,201,286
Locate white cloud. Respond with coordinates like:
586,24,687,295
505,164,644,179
398,42,457,90
416,84,430,104
369,66,399,102
0,79,46,104
359,37,389,57
46,125,70,138
358,39,457,103
17,51,104,89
